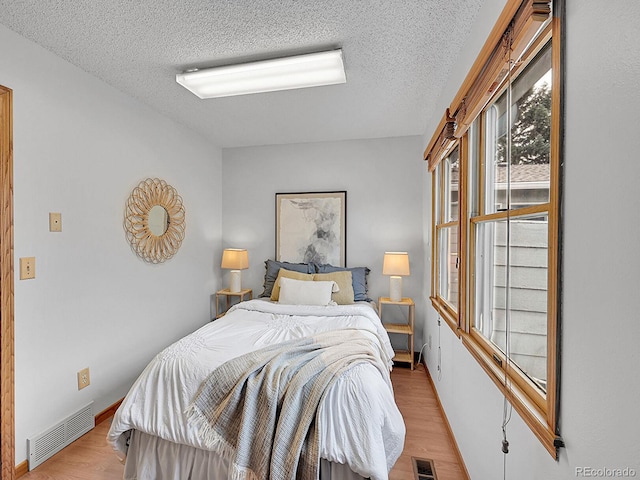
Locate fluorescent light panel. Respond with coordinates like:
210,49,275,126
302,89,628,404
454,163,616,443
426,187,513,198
176,50,346,99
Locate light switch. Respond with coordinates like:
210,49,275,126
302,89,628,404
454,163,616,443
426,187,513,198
49,212,62,232
19,257,35,280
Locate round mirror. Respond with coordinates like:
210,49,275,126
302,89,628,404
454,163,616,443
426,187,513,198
148,205,169,236
124,178,186,263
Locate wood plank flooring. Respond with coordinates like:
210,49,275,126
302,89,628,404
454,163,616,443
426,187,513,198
20,364,467,480
19,419,124,480
389,365,468,480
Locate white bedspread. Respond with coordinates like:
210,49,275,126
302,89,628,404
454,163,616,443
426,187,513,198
107,299,405,480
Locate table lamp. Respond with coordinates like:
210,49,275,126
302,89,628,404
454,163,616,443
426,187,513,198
383,252,410,302
221,248,249,293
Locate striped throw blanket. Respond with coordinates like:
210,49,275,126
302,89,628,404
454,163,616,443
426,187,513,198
186,328,389,480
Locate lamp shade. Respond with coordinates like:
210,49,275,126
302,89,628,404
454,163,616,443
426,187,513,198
382,252,410,276
221,249,249,270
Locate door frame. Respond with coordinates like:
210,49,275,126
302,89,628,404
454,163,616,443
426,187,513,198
0,85,15,480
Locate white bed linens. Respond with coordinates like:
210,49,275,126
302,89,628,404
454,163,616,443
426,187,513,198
107,299,406,480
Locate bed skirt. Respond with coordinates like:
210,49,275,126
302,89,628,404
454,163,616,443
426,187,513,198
124,429,367,480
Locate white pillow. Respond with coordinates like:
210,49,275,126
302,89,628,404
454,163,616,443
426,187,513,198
278,277,338,306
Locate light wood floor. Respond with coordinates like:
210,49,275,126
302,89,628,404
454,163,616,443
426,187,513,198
20,364,467,480
388,365,468,480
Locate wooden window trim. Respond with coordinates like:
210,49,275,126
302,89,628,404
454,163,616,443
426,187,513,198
467,30,561,458
425,1,552,171
437,220,457,230
431,142,462,331
426,0,562,458
472,203,550,224
429,295,460,336
546,10,563,438
448,1,524,128
457,135,469,331
424,109,456,172
432,219,459,329
450,1,552,138
430,173,437,300
468,211,551,417
461,331,560,457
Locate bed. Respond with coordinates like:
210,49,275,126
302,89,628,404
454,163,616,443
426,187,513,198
107,263,405,480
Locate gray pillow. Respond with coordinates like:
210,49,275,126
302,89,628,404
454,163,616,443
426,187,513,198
260,259,315,298
314,264,371,302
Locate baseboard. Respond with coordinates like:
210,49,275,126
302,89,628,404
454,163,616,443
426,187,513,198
421,359,471,480
15,460,28,477
15,398,124,477
95,398,124,426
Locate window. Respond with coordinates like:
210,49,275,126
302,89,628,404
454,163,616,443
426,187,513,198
472,42,552,394
432,145,460,330
425,0,562,458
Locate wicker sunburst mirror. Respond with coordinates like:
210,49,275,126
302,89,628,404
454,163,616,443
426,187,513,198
124,178,186,263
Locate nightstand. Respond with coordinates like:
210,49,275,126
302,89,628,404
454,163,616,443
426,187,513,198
378,296,415,370
215,288,252,319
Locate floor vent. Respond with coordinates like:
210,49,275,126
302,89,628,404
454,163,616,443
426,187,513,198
27,402,94,470
412,457,438,480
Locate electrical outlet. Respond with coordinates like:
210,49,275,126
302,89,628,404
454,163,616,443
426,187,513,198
19,257,36,280
49,212,62,232
77,368,90,390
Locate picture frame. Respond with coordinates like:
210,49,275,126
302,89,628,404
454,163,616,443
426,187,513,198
276,191,346,267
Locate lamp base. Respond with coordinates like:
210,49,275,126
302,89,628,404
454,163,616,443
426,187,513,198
229,270,242,293
389,276,403,302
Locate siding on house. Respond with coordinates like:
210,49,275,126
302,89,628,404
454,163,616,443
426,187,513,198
489,220,548,385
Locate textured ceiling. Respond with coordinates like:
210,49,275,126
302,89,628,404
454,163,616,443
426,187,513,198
0,0,484,148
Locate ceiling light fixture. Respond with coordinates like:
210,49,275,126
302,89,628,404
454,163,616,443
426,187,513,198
176,49,346,99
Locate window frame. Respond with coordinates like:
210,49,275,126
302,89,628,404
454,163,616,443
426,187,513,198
431,142,463,332
425,0,563,458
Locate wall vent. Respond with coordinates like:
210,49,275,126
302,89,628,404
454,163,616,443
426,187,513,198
27,402,94,470
412,457,438,480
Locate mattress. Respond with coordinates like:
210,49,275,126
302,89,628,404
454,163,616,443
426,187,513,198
107,299,405,479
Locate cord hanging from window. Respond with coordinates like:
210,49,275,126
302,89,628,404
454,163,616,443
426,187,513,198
437,314,443,381
502,26,515,478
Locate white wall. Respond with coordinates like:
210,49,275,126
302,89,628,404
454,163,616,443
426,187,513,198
422,1,640,479
222,137,427,345
0,25,223,464
5,0,638,475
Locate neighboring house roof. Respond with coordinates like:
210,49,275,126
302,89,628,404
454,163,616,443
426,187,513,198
450,163,550,185
496,163,550,183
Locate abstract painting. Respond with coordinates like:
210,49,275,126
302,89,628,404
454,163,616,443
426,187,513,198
276,191,346,267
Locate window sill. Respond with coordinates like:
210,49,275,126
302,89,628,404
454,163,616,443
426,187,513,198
460,331,562,459
429,296,460,337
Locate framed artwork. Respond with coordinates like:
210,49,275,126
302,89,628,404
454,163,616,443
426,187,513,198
276,191,346,267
